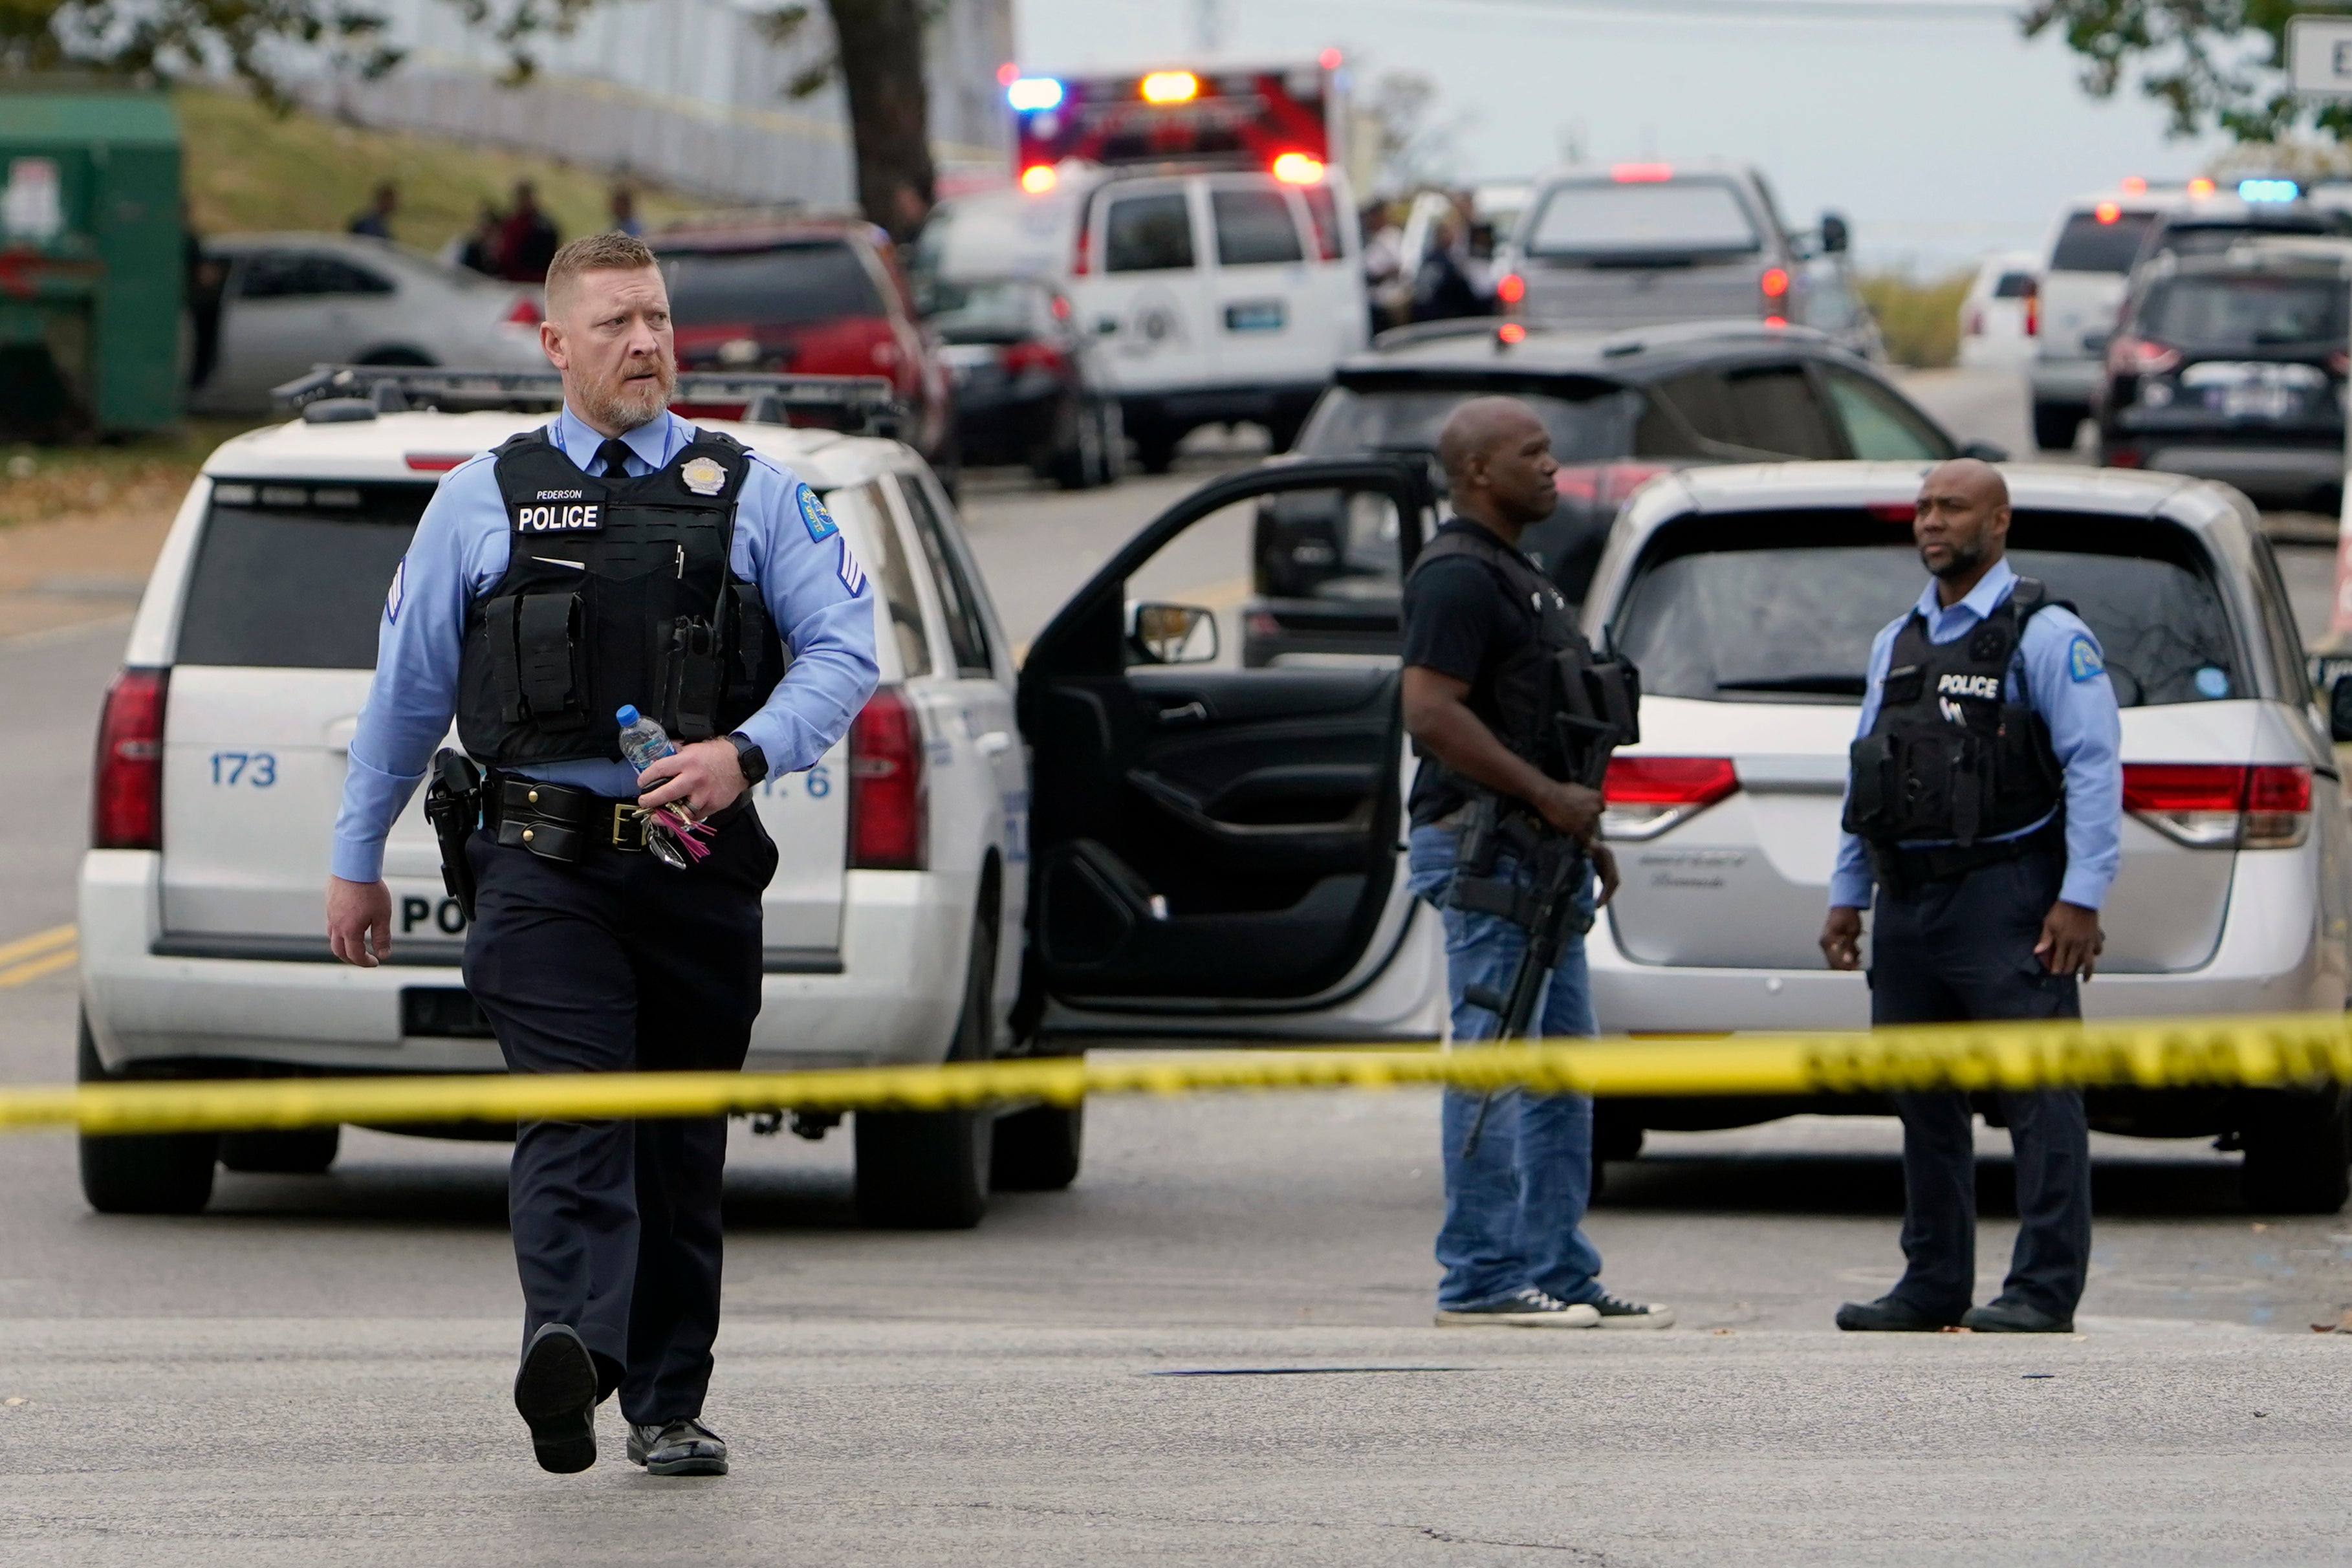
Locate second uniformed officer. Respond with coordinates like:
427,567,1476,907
1822,457,2121,1335
325,232,880,1472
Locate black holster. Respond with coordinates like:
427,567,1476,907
422,749,484,923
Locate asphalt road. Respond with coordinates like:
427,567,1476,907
3,375,2351,1563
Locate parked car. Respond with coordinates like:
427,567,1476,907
1957,249,2040,369
1243,320,1990,666
921,275,1122,488
649,219,958,486
2094,239,2351,509
1580,460,2352,1212
188,234,548,414
2029,185,2179,452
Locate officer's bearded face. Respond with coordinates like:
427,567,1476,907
548,265,677,432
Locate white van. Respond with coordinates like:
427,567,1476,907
921,168,1369,472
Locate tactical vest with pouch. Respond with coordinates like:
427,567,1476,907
1842,578,2066,853
457,426,788,767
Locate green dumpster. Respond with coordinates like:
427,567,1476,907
0,82,182,436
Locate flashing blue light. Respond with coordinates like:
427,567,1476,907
1007,77,1064,113
2239,177,2300,204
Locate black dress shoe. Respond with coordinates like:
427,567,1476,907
514,1322,599,1474
1835,1294,1961,1332
1961,1298,2073,1333
627,1417,728,1477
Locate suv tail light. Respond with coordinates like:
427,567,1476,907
2123,763,2310,849
1496,271,1525,310
2025,289,2039,337
503,294,542,327
848,686,926,869
93,667,168,851
2106,335,2180,376
1602,756,1737,841
1002,340,1068,378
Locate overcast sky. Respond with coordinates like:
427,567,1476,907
1011,0,2234,273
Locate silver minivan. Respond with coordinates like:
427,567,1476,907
1581,461,2352,1213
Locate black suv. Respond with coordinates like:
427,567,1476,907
1244,320,1985,666
2095,241,2351,509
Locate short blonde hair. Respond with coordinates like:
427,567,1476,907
545,231,659,312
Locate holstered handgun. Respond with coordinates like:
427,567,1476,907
422,748,485,924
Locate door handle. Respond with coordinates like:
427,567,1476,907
1157,701,1208,726
977,730,1014,756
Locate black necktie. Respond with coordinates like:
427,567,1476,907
593,438,635,478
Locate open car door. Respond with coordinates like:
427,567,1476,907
1018,459,1449,1046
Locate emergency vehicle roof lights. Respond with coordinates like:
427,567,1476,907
2188,177,2216,197
1141,71,1200,104
1318,47,1342,69
2120,175,2147,194
2094,201,2122,224
1612,162,1675,182
1020,164,1058,193
1271,152,1324,184
2239,177,2300,203
996,61,1019,86
1007,76,1063,112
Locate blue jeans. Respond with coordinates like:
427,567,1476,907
1406,822,1604,1310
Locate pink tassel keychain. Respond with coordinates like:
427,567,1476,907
638,803,715,869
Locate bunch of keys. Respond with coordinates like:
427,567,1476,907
635,802,715,870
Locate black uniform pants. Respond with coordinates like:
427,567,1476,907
461,806,776,1426
1869,849,2091,1322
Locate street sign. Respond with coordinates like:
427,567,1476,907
2290,15,2352,98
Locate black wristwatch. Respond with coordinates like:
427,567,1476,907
725,731,768,787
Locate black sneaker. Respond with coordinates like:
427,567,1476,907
513,1322,599,1474
1960,1298,2073,1334
1588,1292,1674,1330
1435,1287,1600,1328
1835,1295,1961,1333
627,1417,729,1476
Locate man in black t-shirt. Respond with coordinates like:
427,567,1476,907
1400,396,1670,1331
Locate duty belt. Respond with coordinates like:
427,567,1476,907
484,772,748,865
1871,822,2063,898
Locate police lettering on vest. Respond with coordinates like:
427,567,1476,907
457,427,789,767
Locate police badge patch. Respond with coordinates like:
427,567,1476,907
2068,635,2104,682
681,455,727,495
798,484,839,543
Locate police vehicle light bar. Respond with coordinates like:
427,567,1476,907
1270,151,1323,184
1140,71,1201,103
271,366,905,438
2239,177,2300,203
1006,76,1063,111
1612,162,1675,182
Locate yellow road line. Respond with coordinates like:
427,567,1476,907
0,924,73,968
0,947,76,989
8,1010,2352,1137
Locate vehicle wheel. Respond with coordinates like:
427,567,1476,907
1094,400,1126,485
2031,402,2083,452
854,890,999,1229
219,1126,340,1175
2240,1091,2351,1214
1593,1102,1645,1164
1049,397,1099,490
992,1095,1083,1191
76,1013,216,1216
1135,426,1179,475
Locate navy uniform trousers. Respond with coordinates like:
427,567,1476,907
461,804,777,1426
1869,848,2092,1322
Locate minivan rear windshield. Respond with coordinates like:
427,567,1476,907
2050,210,2159,272
660,242,884,328
1300,384,1640,461
178,484,433,669
2141,274,2346,347
1523,180,1760,258
1612,512,2240,709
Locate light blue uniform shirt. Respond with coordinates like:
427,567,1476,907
331,406,881,883
1828,557,2122,913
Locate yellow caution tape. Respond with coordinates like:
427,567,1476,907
6,1011,2349,1138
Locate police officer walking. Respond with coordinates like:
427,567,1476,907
325,232,879,1472
1400,396,1671,1330
1822,457,2120,1334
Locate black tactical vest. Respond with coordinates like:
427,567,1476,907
1842,578,2067,849
1406,523,1584,793
456,426,789,767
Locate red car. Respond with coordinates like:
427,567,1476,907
652,218,957,484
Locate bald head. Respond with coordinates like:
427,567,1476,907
1437,396,1558,536
1914,456,2010,598
1923,456,2008,511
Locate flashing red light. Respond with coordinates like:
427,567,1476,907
93,668,168,851
1612,162,1675,183
1760,266,1789,299
503,295,541,327
1020,164,1058,193
2120,175,2147,195
1496,271,1526,305
404,453,473,472
1319,47,1342,69
1763,314,1788,329
849,687,927,870
2094,201,2122,224
2188,177,2216,197
997,61,1019,86
1271,151,1325,184
1497,321,1527,344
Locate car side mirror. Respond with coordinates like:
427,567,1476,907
2330,675,2352,743
1819,211,1850,254
2084,331,2111,354
1959,439,2010,462
1127,602,1219,665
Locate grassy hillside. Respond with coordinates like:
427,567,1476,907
1858,269,1974,369
179,85,704,250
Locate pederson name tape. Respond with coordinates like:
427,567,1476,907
7,1012,2351,1137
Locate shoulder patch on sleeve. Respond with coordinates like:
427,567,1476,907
385,558,406,624
835,535,866,597
2067,633,2104,683
797,483,838,543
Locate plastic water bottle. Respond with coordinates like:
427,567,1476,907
616,705,677,772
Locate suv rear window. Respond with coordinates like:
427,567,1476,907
2153,217,2344,261
1611,512,2241,709
178,484,433,668
1298,383,1640,462
1523,180,1759,257
2049,210,2157,272
2140,274,2346,348
660,242,884,327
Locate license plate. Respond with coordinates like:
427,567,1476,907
2220,385,2298,420
1224,300,1285,332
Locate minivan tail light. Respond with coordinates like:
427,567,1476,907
848,686,926,869
2123,762,2309,849
93,667,168,851
1602,756,1737,841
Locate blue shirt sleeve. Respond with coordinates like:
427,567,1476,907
1828,619,1900,909
330,455,508,883
727,453,882,778
2020,606,2123,910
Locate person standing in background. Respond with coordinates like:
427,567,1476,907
349,182,397,239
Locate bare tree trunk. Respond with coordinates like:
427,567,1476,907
822,0,935,245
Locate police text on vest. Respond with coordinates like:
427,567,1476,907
514,503,603,534
1937,673,2001,700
